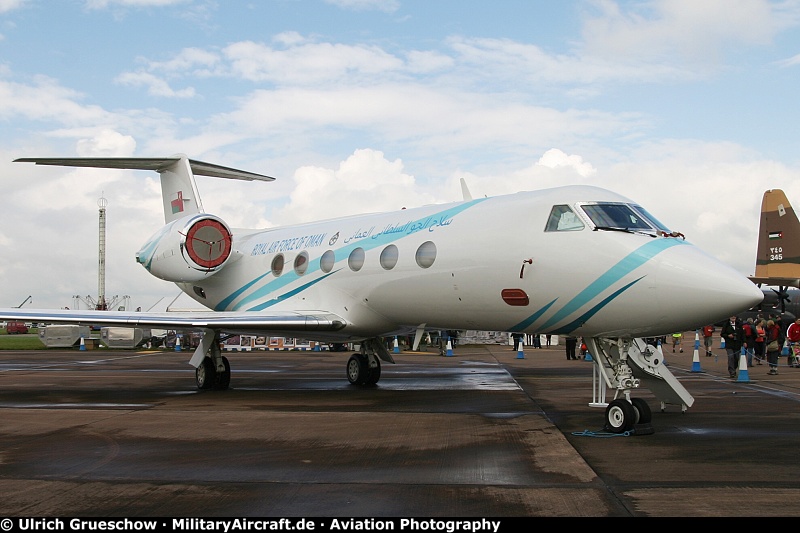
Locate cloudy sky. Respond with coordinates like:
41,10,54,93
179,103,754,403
1,0,799,310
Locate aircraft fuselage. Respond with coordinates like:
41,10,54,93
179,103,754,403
156,185,761,341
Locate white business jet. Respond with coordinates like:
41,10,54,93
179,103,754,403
0,156,763,432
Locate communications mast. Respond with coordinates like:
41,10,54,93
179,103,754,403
96,195,108,310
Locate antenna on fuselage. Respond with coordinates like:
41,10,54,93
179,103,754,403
460,178,473,201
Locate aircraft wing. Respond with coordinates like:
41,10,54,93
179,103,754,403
0,308,346,337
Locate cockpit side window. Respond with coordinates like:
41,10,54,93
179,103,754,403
581,203,652,230
545,205,585,232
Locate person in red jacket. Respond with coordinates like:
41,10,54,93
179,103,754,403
786,318,800,367
701,324,715,357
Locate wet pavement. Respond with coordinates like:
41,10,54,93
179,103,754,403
0,337,799,517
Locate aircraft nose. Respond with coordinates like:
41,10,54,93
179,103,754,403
657,243,764,327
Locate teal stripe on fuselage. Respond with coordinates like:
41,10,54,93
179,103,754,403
510,298,557,332
248,271,339,311
214,271,272,311
217,198,489,311
550,277,644,334
512,238,686,333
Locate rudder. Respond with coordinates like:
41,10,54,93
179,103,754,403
159,155,204,224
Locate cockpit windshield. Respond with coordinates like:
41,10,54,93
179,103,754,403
579,202,670,235
631,205,671,233
544,202,673,236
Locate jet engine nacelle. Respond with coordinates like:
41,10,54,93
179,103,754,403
136,213,233,283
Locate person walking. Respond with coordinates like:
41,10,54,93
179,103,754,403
720,315,744,378
701,324,715,357
511,333,524,351
565,336,578,360
754,319,766,365
671,332,684,353
786,318,800,367
766,319,784,375
743,318,756,368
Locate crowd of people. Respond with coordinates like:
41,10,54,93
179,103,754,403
508,315,800,377
702,314,800,376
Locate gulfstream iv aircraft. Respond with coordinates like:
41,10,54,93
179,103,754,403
0,156,763,432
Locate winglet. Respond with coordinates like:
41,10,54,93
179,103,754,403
749,189,800,287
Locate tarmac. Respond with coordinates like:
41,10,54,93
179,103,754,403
1,335,800,517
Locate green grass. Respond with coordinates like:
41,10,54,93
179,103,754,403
0,332,46,350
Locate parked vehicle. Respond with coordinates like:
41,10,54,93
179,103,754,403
6,321,29,334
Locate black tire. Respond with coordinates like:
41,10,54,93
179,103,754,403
365,358,381,385
215,356,231,390
196,357,216,390
630,397,652,424
347,354,368,385
605,399,635,433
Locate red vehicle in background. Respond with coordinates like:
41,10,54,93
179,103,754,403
5,321,29,334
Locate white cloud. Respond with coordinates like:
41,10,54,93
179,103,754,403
0,77,111,124
76,130,137,157
273,148,435,225
115,71,196,98
139,47,221,75
85,0,190,8
537,148,597,178
323,0,400,13
0,0,26,14
580,0,778,67
222,40,405,85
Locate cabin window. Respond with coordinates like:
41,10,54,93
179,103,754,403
581,203,652,231
320,250,335,273
380,245,399,270
271,254,284,277
545,205,584,231
348,247,365,271
415,241,437,268
294,252,309,276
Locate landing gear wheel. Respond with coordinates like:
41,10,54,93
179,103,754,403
605,398,635,433
196,357,216,390
216,356,231,390
365,357,381,385
347,354,368,385
631,397,652,424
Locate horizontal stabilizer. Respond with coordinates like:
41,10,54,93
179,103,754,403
14,157,275,182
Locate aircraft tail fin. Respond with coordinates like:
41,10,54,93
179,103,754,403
751,189,800,287
14,155,274,224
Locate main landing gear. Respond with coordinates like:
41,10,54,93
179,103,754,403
191,329,231,390
346,338,394,386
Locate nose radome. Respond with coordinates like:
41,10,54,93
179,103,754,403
656,244,764,328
